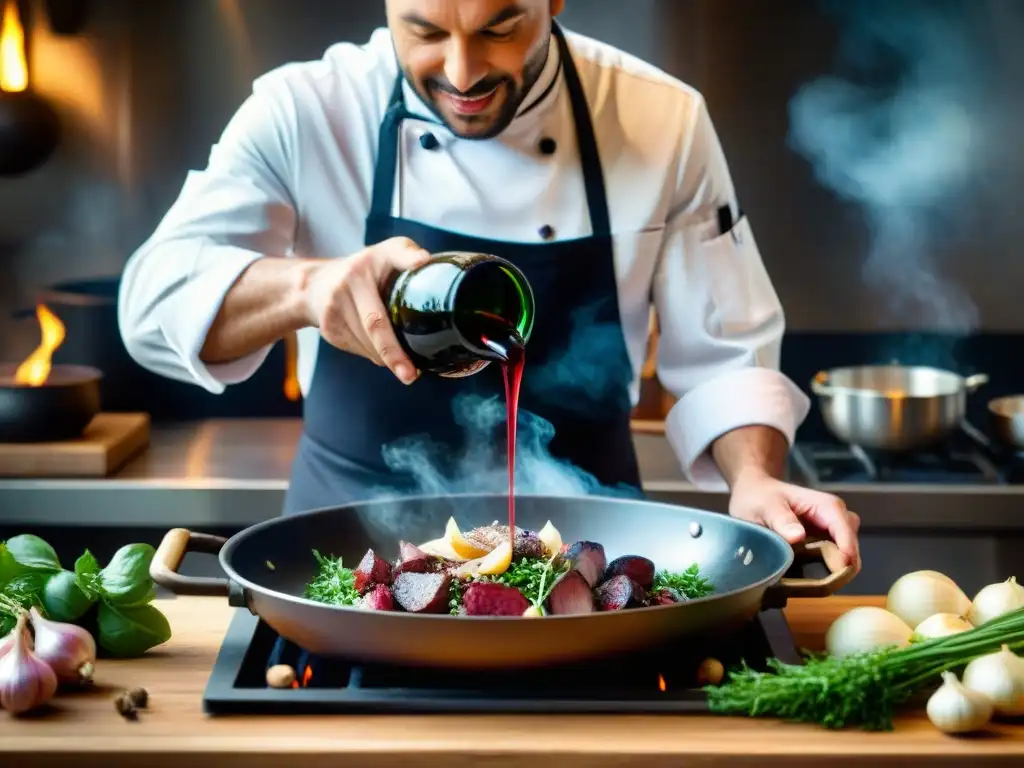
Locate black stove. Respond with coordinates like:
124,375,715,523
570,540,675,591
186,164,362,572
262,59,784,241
791,420,1024,485
201,606,802,715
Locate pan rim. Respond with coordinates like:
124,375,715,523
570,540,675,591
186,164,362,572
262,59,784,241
218,492,797,623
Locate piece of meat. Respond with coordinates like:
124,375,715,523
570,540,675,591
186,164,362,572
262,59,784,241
392,556,435,577
546,569,595,615
649,588,687,606
353,549,392,593
463,524,545,560
596,575,645,611
392,571,451,614
360,584,394,611
564,542,607,587
399,541,428,562
603,555,656,590
462,582,531,616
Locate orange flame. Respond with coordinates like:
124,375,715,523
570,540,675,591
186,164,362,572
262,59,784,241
290,665,312,688
15,305,65,387
283,331,300,401
0,0,27,93
657,674,666,692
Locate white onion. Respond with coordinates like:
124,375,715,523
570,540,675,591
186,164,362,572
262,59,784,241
914,613,973,640
968,577,1024,627
886,570,971,629
962,645,1024,717
825,606,914,659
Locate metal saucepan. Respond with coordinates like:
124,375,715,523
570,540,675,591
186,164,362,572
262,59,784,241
151,493,856,670
810,364,989,451
987,395,1024,451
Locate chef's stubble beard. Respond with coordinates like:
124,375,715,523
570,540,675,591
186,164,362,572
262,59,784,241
406,27,552,141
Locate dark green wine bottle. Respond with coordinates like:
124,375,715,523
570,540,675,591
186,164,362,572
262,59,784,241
386,251,535,378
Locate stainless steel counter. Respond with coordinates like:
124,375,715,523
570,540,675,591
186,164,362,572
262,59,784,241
1,418,1022,531
1,418,1022,596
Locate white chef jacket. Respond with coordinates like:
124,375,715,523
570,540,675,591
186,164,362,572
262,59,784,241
117,25,811,489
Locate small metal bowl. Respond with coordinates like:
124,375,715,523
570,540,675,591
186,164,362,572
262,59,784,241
0,363,102,442
988,395,1024,452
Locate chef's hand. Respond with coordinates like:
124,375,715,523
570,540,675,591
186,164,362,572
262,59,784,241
728,472,862,572
302,237,432,384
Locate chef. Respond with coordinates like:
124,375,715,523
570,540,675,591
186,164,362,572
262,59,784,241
117,0,861,568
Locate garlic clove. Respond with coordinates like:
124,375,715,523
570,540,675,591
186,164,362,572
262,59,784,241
968,577,1024,627
0,613,58,716
28,606,97,686
927,670,995,734
886,570,971,630
913,613,973,641
0,620,32,660
825,606,914,659
962,644,1024,717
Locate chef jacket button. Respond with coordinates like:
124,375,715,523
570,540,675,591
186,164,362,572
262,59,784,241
539,224,555,240
419,132,439,150
538,137,557,155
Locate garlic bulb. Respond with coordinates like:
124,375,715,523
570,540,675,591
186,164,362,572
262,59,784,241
914,613,973,640
29,606,96,686
968,577,1024,627
0,614,58,715
825,606,913,659
926,671,994,734
886,570,971,630
962,644,1024,717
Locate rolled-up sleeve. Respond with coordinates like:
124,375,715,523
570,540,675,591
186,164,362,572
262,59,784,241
652,95,810,489
117,75,299,393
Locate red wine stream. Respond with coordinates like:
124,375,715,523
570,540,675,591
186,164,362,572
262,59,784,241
501,345,524,550
475,311,526,551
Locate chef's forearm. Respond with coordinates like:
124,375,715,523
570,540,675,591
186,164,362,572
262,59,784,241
710,425,789,487
199,256,317,364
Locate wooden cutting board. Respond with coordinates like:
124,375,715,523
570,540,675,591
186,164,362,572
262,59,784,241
0,412,149,477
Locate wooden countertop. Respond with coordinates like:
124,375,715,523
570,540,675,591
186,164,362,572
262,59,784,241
1,596,1021,767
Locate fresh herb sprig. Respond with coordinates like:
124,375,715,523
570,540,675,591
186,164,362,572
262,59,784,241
490,554,568,606
705,606,1024,731
0,535,171,657
651,563,715,599
304,550,360,606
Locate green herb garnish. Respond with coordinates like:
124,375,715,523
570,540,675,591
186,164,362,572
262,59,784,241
705,605,1024,731
488,555,568,606
304,550,360,606
448,579,464,615
651,563,714,600
0,536,170,656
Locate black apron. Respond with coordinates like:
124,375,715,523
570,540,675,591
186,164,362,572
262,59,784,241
283,24,643,515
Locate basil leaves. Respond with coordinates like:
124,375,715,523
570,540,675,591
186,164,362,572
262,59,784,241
0,536,171,656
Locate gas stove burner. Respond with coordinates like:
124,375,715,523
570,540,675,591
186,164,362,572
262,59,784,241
200,608,801,714
791,419,1024,485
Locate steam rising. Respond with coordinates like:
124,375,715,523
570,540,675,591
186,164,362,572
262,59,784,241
375,392,639,499
788,0,1013,331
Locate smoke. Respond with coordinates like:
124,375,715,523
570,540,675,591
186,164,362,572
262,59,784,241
788,0,1022,332
373,392,640,500
521,300,633,415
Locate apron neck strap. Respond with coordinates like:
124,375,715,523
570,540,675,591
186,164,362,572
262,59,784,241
370,21,611,240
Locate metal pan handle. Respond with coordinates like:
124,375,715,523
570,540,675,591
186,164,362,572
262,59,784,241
964,373,989,393
765,539,858,602
151,527,232,597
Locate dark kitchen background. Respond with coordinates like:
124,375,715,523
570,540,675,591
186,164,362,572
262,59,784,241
2,0,1024,438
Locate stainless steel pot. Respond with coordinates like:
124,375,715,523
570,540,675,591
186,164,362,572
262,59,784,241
987,395,1024,451
810,365,989,451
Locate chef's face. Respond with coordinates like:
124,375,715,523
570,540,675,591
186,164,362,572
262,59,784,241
386,0,564,139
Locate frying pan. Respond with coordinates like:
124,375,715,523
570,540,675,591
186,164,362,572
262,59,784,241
151,493,856,670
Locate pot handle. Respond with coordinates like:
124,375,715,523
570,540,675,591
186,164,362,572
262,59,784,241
151,527,232,597
764,539,858,604
964,373,989,392
810,371,832,396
